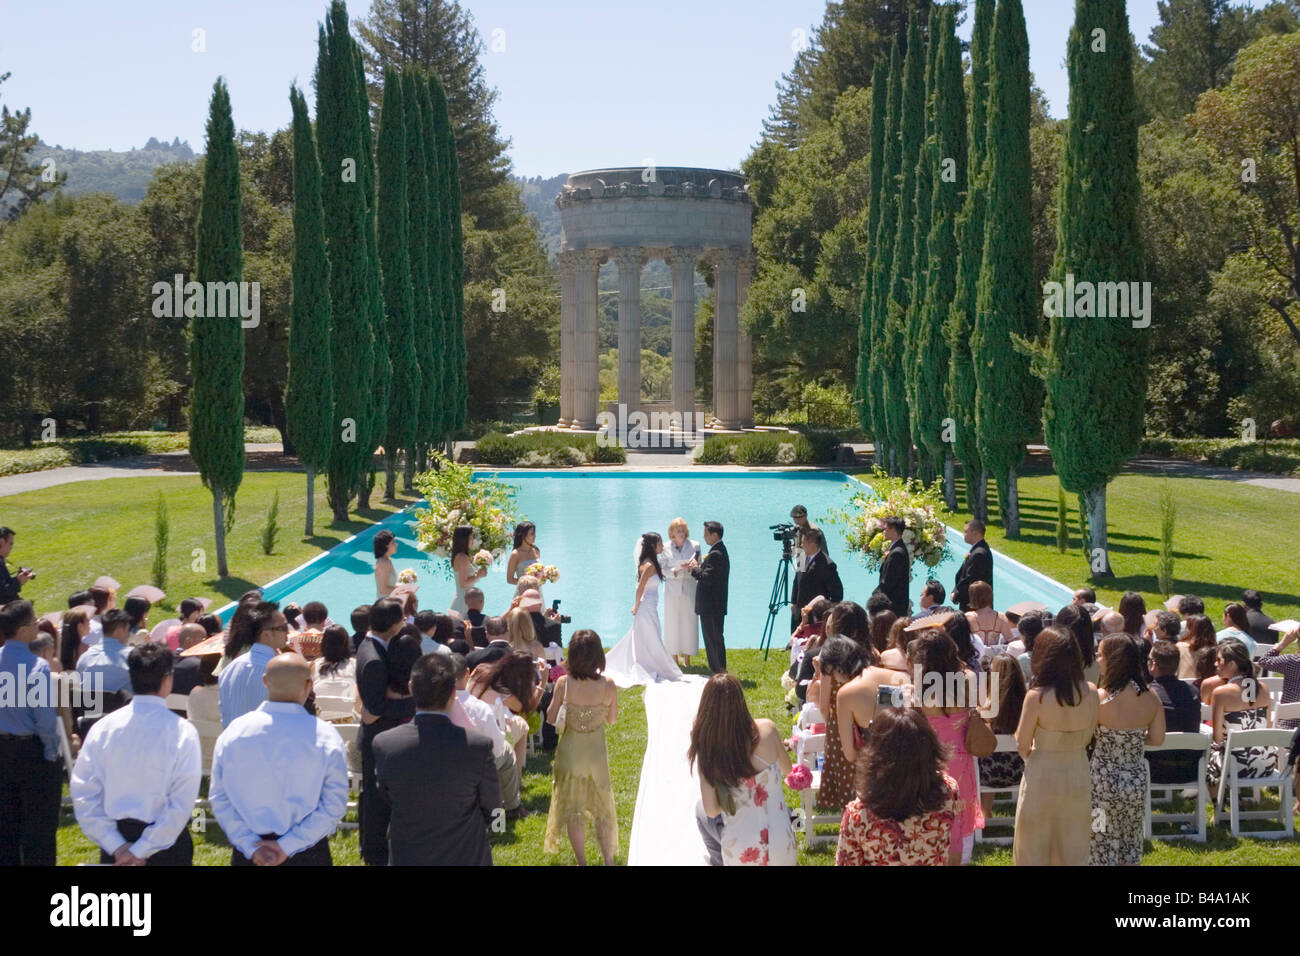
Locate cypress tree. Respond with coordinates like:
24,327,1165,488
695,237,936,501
856,56,890,442
355,45,387,509
916,6,966,505
1043,0,1146,576
377,66,419,501
868,42,903,475
317,2,374,522
973,0,1037,539
945,0,995,521
286,84,333,536
431,73,466,437
883,12,926,476
191,77,245,578
419,76,449,446
402,68,435,488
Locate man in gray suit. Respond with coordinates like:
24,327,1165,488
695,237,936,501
372,653,501,866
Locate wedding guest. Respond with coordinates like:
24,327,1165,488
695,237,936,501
1055,604,1099,685
197,613,222,637
312,625,357,722
59,607,91,671
978,654,1027,818
951,520,993,612
1005,608,1048,662
1072,587,1096,607
690,673,796,866
466,615,511,670
290,601,329,660
545,630,619,864
71,642,202,865
813,634,868,810
1150,610,1180,645
1090,635,1165,866
1241,590,1275,647
868,607,897,656
77,608,132,695
1256,627,1300,729
1147,641,1203,784
451,654,523,822
188,658,222,767
513,574,541,598
451,526,488,615
0,600,62,865
1118,592,1147,639
1178,594,1205,620
663,517,701,668
836,634,908,763
1216,604,1256,656
506,521,541,586
946,611,985,671
880,615,913,675
373,653,502,866
1178,614,1218,680
468,650,543,773
791,599,834,703
218,602,288,728
209,653,348,866
790,596,832,665
966,582,1014,648
914,579,947,620
836,705,963,866
349,605,372,653
373,530,398,599
506,607,543,658
463,588,487,645
124,596,151,645
218,591,266,669
170,623,208,696
84,585,114,647
31,631,59,673
516,587,562,649
1204,639,1275,793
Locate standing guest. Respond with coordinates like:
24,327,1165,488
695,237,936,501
1055,604,1099,685
77,608,133,695
978,655,1027,818
465,615,511,670
373,653,502,866
59,607,92,671
1256,627,1300,730
218,602,288,728
791,528,844,621
209,653,348,866
451,654,523,822
687,520,730,674
70,643,202,865
312,625,357,722
951,520,993,612
1179,614,1218,680
836,635,908,763
506,521,541,586
1241,590,1275,647
0,600,62,865
1216,604,1257,656
662,517,701,668
690,673,796,867
171,623,209,696
124,596,151,645
463,588,487,645
1147,641,1203,784
0,528,33,604
1090,635,1165,866
373,530,398,599
1072,587,1097,607
544,630,619,864
812,635,870,809
1118,592,1147,639
913,580,947,620
873,517,911,616
349,605,372,653
1013,627,1099,866
836,706,963,867
450,526,488,615
1204,639,1276,793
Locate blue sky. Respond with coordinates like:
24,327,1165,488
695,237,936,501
1,1,1203,177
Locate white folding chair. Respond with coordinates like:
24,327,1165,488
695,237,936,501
1274,701,1300,725
331,722,363,829
1214,728,1295,838
164,692,190,713
796,733,841,849
1258,677,1282,724
188,717,223,779
1143,733,1210,843
974,735,1019,846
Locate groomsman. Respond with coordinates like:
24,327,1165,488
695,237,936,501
872,517,911,616
688,521,730,674
951,520,993,612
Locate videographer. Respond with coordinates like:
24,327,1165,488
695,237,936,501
0,528,34,605
788,506,817,632
791,528,843,625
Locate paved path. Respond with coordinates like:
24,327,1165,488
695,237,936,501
627,675,708,866
0,445,282,498
1125,456,1300,494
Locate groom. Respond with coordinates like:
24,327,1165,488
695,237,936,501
687,521,729,674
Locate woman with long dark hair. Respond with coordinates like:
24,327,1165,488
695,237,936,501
373,529,398,599
1055,604,1098,685
506,521,540,586
603,532,681,686
59,608,91,671
469,649,545,772
1203,638,1276,793
312,624,356,721
450,525,487,615
689,673,795,866
1117,591,1146,639
978,654,1027,818
1178,614,1217,679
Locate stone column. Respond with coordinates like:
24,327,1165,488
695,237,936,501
613,248,643,418
712,250,742,430
737,254,754,428
556,251,577,427
573,248,604,430
667,247,699,431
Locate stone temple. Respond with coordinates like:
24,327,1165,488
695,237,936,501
554,166,754,432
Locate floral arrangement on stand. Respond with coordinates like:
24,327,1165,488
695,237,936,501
524,562,560,585
413,453,522,579
828,468,952,572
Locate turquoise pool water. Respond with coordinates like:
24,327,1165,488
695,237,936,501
250,472,1074,649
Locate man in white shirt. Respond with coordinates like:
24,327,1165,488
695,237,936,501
450,653,522,820
70,642,202,865
209,653,348,866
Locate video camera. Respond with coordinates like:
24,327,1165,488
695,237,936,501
770,522,798,543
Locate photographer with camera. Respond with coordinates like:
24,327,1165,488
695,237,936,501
0,528,34,605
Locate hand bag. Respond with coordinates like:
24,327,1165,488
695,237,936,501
554,678,567,736
964,709,997,758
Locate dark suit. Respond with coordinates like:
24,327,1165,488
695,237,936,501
465,640,511,671
529,611,562,648
355,634,416,866
373,712,501,866
0,558,23,605
170,653,202,697
1245,607,1276,647
690,540,730,674
952,539,993,612
792,550,843,613
874,537,911,616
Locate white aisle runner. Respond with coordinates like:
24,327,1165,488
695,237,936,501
627,675,708,866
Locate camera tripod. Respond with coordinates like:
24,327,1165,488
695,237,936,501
759,546,794,661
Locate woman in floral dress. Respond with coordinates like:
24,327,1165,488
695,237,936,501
1204,638,1276,793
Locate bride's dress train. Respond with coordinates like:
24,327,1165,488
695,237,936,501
603,574,682,688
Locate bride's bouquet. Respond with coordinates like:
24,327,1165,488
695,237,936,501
413,453,521,578
830,469,952,572
524,562,560,585
471,549,494,571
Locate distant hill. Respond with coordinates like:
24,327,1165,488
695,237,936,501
515,172,567,254
32,137,196,204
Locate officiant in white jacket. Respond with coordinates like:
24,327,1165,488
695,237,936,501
662,518,701,667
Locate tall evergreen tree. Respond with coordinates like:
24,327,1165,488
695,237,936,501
915,5,966,503
431,72,466,437
868,42,903,474
317,1,375,522
946,0,994,521
355,46,388,509
883,11,927,476
377,66,419,500
190,77,245,577
402,68,436,489
286,84,333,536
417,75,448,446
1042,0,1146,576
973,0,1036,539
856,56,890,441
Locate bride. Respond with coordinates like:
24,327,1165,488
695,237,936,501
603,532,683,688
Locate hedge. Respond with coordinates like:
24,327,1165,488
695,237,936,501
1140,437,1300,477
693,431,841,466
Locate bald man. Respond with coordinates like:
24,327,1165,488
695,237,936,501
1099,612,1126,636
208,653,348,866
169,623,208,698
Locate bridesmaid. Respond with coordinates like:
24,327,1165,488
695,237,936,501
662,517,700,668
373,530,398,599
506,521,541,586
450,525,487,614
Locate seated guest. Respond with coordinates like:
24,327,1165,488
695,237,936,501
1146,641,1202,784
187,656,222,772
178,598,206,626
1178,594,1205,621
790,596,832,672
450,653,524,821
1098,611,1126,637
291,601,330,659
978,654,1027,818
218,602,288,728
465,616,511,670
810,631,870,810
349,604,372,654
1192,645,1219,690
1006,608,1049,674
1150,610,1180,645
31,631,59,673
373,653,502,866
965,582,1014,648
836,705,963,867
196,613,223,638
913,579,947,620
836,636,909,763
1179,614,1218,680
415,612,454,657
77,608,133,695
464,587,487,639
519,588,562,649
209,653,348,866
124,596,151,645
1117,591,1146,639
1216,603,1256,656
879,615,913,675
1241,589,1275,647
59,607,91,672
690,673,796,866
946,611,985,671
218,592,267,673
312,625,357,722
791,601,836,702
70,643,202,865
1072,587,1096,606
1203,639,1275,793
1256,626,1300,730
506,607,544,658
84,585,114,647
467,650,544,773
866,607,896,657
170,623,209,697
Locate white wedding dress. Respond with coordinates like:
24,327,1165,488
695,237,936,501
604,572,683,688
